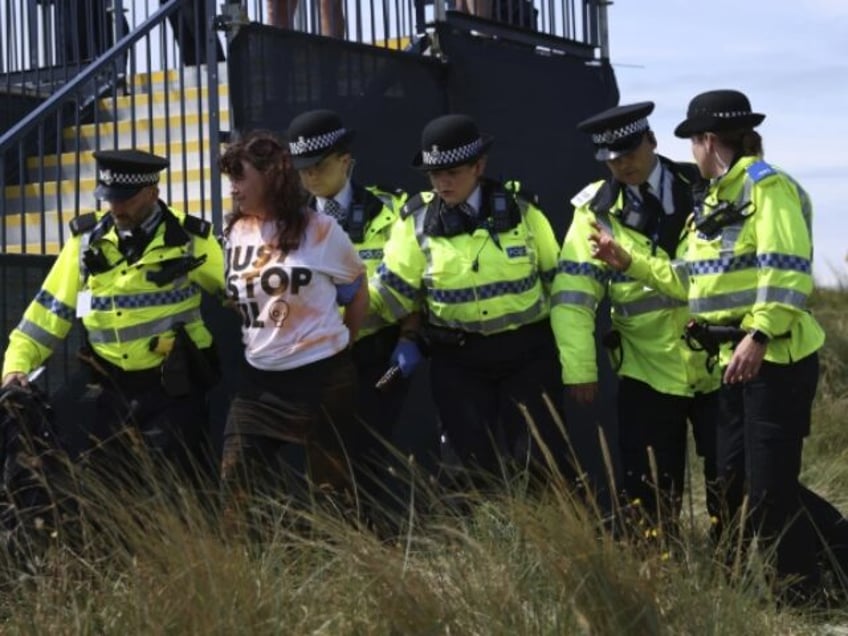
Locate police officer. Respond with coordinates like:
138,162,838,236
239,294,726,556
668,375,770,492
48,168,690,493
372,113,569,490
287,109,409,514
551,102,721,539
1,149,225,484
592,90,848,604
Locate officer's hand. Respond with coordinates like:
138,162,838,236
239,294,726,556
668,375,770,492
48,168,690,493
1,372,29,389
390,338,423,378
589,221,632,271
568,382,598,405
723,334,767,384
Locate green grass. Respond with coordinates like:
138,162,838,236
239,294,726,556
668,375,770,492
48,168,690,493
2,290,848,634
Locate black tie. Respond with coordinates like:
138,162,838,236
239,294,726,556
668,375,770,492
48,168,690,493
324,198,345,222
639,182,665,217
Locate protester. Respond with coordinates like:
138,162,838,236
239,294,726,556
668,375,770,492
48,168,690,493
219,130,367,527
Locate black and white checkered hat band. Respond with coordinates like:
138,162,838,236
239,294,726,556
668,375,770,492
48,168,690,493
98,169,160,186
592,117,649,145
289,128,348,156
422,138,483,166
704,110,751,118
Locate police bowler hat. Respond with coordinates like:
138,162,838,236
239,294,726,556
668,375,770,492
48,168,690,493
674,89,765,138
577,102,654,161
412,114,493,171
93,149,168,201
287,109,356,170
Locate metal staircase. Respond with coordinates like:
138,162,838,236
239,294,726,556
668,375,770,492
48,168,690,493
3,63,229,254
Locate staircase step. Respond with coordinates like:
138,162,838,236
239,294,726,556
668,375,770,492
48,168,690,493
132,62,228,94
65,112,226,150
99,85,230,120
26,140,220,181
3,166,217,215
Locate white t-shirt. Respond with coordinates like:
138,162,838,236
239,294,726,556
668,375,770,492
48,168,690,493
225,210,365,371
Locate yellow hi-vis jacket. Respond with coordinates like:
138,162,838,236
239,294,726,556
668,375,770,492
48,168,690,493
370,180,559,335
2,204,225,377
625,156,824,368
551,158,719,396
330,183,406,340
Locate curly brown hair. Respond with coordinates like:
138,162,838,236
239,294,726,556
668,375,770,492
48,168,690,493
220,130,308,253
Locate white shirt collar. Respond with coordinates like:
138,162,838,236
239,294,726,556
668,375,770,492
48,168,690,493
626,157,662,200
317,179,353,214
465,185,483,215
645,158,662,194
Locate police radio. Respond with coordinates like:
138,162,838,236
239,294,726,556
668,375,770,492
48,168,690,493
81,246,113,274
439,203,468,237
347,203,366,243
620,206,653,234
490,191,511,233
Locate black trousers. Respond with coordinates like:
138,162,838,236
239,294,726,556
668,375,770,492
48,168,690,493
717,352,845,593
221,350,360,508
87,376,213,490
617,377,719,532
429,321,570,487
350,327,410,510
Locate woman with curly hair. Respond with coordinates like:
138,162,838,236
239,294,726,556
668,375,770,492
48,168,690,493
219,130,367,523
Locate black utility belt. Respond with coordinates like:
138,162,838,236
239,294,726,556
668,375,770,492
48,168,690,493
422,319,548,348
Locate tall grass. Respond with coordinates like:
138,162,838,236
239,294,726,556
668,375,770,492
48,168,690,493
1,290,847,634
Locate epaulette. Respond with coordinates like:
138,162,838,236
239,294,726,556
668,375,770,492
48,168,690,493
69,212,98,236
504,181,539,206
571,181,604,208
182,214,212,238
369,184,406,198
401,193,429,219
746,160,778,184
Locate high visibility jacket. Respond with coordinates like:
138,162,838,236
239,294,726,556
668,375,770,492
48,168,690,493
371,179,558,335
628,156,824,367
2,203,225,377
551,156,719,396
323,183,405,340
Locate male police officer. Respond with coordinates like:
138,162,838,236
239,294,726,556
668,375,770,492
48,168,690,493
1,149,225,483
287,110,409,514
551,103,720,540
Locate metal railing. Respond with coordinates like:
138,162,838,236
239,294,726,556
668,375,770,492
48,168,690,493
234,0,606,52
0,0,224,257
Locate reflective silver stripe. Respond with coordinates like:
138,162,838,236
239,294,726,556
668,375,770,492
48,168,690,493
756,285,808,308
671,259,690,287
613,294,687,318
428,298,546,335
16,318,64,350
551,290,597,309
375,285,408,321
86,308,202,344
689,289,756,314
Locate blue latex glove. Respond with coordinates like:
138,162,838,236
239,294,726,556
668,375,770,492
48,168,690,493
335,274,364,306
390,338,423,378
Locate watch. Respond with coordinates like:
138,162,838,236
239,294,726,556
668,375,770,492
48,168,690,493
749,329,770,345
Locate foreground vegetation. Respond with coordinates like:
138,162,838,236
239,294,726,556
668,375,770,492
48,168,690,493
1,289,847,635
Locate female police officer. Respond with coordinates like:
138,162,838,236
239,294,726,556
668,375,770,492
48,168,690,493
591,90,848,605
371,114,571,490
